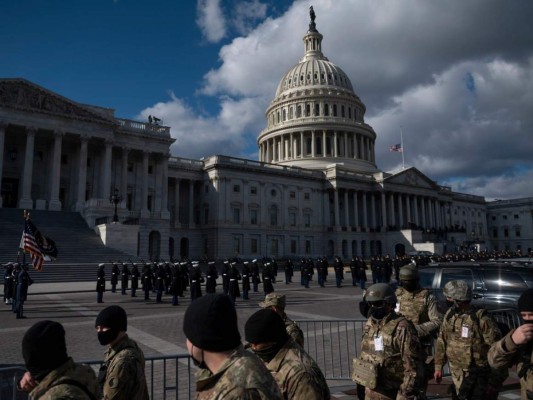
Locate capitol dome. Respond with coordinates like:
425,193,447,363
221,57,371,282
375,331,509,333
258,8,377,172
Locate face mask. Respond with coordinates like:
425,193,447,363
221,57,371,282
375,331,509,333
446,300,456,309
98,329,119,346
401,280,418,293
369,306,388,320
252,343,282,363
522,320,533,325
191,353,208,370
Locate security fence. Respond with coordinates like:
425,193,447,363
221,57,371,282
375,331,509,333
0,310,521,400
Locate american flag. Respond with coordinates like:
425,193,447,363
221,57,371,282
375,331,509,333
22,219,45,271
389,143,403,152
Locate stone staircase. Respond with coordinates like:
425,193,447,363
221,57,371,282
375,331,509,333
0,208,138,283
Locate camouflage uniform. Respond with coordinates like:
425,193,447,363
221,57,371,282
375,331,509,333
100,335,149,400
357,311,421,399
488,329,533,399
259,293,304,347
28,357,100,400
265,339,330,400
434,307,501,399
395,284,443,389
194,345,283,400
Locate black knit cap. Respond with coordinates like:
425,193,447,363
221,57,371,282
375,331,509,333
245,308,288,344
183,294,241,352
518,288,533,312
22,320,69,380
95,305,127,331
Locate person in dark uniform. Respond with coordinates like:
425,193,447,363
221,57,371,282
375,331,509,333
15,264,31,319
169,262,181,306
227,262,241,304
189,262,203,301
3,262,14,305
284,259,294,284
271,257,278,282
180,261,190,294
96,263,106,303
142,262,153,300
262,262,275,294
357,257,368,289
155,263,165,303
151,262,158,293
110,262,119,293
251,259,261,292
120,262,130,295
316,258,326,287
130,263,140,297
11,263,20,313
164,262,172,294
333,256,344,288
370,257,379,284
349,257,359,287
205,261,218,294
222,260,230,295
301,259,310,288
241,261,251,300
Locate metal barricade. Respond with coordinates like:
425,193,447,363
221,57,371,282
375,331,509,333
0,366,28,400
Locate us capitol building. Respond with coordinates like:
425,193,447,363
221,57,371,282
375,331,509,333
0,13,531,261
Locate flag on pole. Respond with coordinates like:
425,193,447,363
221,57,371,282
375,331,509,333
22,219,45,271
389,144,403,153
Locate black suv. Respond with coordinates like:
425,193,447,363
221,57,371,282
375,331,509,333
418,261,533,310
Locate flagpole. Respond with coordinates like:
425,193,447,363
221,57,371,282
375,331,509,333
400,126,405,169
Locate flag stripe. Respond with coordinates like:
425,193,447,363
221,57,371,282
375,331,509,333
23,220,44,271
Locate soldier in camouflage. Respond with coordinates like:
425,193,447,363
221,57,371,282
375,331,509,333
396,264,443,394
95,305,149,400
183,294,283,399
434,280,502,400
18,320,101,399
245,308,330,399
489,288,533,399
353,283,422,400
259,293,304,347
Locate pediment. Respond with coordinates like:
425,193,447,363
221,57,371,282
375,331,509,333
384,167,436,189
0,78,116,125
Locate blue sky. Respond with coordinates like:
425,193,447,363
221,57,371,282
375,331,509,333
2,0,533,200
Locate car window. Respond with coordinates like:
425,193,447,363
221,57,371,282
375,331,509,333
419,269,436,288
440,269,474,288
483,270,528,291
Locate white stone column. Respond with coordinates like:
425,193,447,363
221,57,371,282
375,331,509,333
48,130,64,210
189,179,195,227
398,194,404,228
75,135,89,211
344,190,349,227
19,127,36,209
354,134,358,159
344,132,348,157
322,130,327,157
370,193,376,230
334,131,338,157
311,131,316,157
121,147,129,205
389,192,395,228
300,132,304,158
0,122,6,208
334,189,340,227
353,190,359,229
324,190,330,226
280,136,285,160
141,151,150,218
160,155,169,219
101,140,113,200
362,191,368,230
174,178,180,226
413,196,419,226
421,197,427,228
406,195,412,226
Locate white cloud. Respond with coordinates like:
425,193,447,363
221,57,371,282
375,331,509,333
196,0,227,43
145,0,533,199
231,0,268,36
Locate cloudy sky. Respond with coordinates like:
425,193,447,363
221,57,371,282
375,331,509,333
2,0,532,200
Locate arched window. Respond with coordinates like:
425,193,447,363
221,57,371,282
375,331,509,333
149,231,161,261
270,205,278,226
282,109,287,121
333,104,338,117
324,104,329,116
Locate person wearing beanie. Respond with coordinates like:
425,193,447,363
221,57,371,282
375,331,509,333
95,305,149,400
18,320,101,399
259,293,304,347
245,309,330,400
182,293,283,400
489,288,533,399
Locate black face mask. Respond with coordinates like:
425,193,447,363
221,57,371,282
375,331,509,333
252,342,283,363
401,280,418,293
522,320,533,325
446,300,456,309
189,345,208,370
98,329,119,346
369,306,388,320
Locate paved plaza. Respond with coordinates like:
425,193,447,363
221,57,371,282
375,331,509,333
0,272,521,399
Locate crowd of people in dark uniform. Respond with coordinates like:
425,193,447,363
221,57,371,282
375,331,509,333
2,261,33,319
